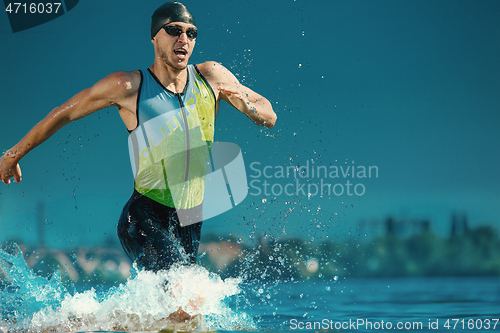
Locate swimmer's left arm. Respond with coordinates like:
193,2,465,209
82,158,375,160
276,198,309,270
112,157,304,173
198,61,277,128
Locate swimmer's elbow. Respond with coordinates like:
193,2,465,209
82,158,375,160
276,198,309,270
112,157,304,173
265,118,276,129
265,109,277,129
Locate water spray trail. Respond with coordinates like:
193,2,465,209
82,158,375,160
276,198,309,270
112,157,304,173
0,244,256,332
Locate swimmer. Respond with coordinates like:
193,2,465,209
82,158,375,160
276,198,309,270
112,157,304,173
0,0,276,317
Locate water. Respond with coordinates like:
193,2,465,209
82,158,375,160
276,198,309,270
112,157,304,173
1,245,499,332
245,277,500,332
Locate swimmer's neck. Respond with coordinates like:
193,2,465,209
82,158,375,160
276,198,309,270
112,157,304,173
149,61,188,94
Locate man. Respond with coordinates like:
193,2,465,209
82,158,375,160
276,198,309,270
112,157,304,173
0,2,276,274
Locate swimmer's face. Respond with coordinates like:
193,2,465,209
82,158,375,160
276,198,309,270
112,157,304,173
153,21,196,71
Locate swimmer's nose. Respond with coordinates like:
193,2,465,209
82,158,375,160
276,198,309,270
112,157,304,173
177,32,189,43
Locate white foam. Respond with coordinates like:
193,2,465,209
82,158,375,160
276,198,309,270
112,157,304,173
1,246,256,332
29,264,255,331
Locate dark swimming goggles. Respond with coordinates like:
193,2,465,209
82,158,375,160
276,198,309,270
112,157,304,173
162,25,198,40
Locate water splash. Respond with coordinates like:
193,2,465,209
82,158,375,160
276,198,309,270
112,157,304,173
0,244,256,332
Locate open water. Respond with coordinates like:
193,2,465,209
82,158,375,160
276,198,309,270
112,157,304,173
1,245,499,332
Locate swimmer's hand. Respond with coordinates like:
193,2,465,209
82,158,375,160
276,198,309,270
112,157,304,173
0,150,22,184
217,84,250,113
217,82,275,128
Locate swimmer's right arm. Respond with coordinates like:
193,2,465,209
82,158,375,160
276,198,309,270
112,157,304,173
0,71,139,185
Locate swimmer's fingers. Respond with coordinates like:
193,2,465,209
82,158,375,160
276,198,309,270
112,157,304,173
0,165,22,184
0,171,11,185
0,155,22,185
13,163,22,183
217,84,248,110
217,84,242,98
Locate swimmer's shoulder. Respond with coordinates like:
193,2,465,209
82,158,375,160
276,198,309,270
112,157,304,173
195,61,226,81
100,70,142,98
87,70,142,117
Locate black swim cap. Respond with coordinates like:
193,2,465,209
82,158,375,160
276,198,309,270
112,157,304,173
151,2,196,39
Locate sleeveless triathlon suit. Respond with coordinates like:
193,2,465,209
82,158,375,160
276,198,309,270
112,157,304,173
117,65,216,272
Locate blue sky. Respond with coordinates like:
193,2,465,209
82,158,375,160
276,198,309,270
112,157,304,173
1,0,499,248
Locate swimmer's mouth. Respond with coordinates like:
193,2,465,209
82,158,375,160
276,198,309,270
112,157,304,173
174,49,188,57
